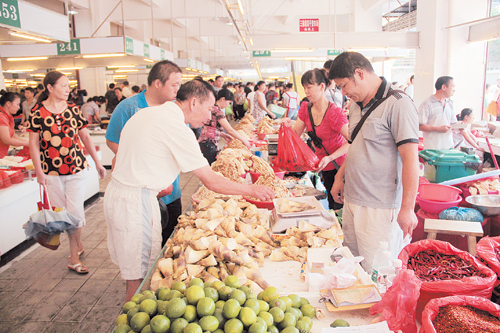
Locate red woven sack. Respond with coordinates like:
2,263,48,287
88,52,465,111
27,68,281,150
477,236,500,276
369,269,422,333
275,123,319,172
398,239,496,320
420,295,500,333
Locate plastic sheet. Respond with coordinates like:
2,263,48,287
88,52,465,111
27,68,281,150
477,236,500,276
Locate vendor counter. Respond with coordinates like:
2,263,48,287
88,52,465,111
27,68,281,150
88,129,114,167
0,152,101,255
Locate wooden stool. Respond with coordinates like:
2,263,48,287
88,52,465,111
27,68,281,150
424,219,483,256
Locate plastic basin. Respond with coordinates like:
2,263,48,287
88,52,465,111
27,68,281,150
418,183,462,202
243,196,274,210
274,171,285,180
257,133,268,140
254,140,268,148
417,195,462,215
249,172,261,183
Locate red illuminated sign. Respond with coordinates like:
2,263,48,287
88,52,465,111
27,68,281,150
299,18,319,32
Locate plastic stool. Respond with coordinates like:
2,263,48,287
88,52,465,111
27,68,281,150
424,218,483,256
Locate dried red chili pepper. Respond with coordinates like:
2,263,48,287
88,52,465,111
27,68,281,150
433,305,500,333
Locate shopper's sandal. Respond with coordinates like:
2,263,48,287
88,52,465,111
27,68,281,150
68,263,89,274
68,249,85,259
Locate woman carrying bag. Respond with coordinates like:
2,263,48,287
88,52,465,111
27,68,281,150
27,71,106,274
289,68,350,210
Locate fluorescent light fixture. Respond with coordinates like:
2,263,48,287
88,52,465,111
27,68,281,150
284,57,320,60
249,38,253,46
144,58,155,63
272,48,314,53
226,22,233,26
56,67,83,71
68,80,78,83
7,57,48,61
60,72,72,75
9,31,51,43
82,53,125,58
236,0,244,15
3,69,34,73
31,74,46,77
115,69,139,73
68,10,78,14
113,75,128,78
107,65,136,68
268,76,279,79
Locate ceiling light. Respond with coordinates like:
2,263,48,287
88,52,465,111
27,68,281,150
268,76,279,79
56,67,83,70
107,65,136,68
82,53,125,58
249,38,253,46
9,32,51,43
60,72,72,75
272,48,314,53
284,57,319,60
226,22,233,26
114,69,139,73
113,75,128,78
236,0,244,15
7,57,48,61
144,58,155,63
3,69,34,73
30,74,46,77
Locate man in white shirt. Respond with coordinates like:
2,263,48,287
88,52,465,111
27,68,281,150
418,76,456,150
121,80,132,97
247,86,256,116
405,75,414,100
213,75,224,93
104,79,274,301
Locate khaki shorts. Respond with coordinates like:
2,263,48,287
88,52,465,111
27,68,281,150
104,178,162,280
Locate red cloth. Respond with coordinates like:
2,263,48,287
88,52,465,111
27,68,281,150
298,101,348,171
0,106,14,158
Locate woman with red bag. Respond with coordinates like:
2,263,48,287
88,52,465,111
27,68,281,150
0,91,29,158
290,68,350,210
27,71,106,274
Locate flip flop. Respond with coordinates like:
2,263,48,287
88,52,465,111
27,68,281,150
68,263,89,274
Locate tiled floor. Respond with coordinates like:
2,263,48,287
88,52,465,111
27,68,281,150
0,171,201,333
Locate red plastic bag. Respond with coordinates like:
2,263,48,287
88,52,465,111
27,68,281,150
275,123,319,171
399,239,497,320
370,269,422,333
420,295,500,333
477,236,500,276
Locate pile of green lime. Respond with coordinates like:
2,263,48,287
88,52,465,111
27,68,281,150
113,276,315,333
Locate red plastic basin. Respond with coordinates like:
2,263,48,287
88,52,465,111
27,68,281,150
250,171,285,183
274,171,285,180
243,196,274,210
257,133,268,140
418,183,462,202
417,195,462,215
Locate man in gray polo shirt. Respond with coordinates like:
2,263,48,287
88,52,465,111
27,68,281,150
328,52,419,271
418,76,456,150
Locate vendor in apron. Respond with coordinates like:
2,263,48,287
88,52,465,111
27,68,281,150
283,83,299,120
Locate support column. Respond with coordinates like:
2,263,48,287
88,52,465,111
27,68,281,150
0,60,5,91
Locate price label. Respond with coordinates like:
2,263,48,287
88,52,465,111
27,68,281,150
0,0,20,28
252,50,271,57
57,39,80,55
125,37,133,54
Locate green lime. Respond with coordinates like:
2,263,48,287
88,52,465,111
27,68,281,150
222,299,241,319
269,299,286,312
116,313,129,326
143,290,155,295
215,300,226,310
132,294,144,304
205,281,213,289
140,294,157,303
166,290,183,301
204,287,219,302
243,288,257,300
300,298,309,306
211,281,225,291
287,295,301,309
249,322,267,333
224,318,244,333
131,312,151,332
155,287,166,298
229,289,246,306
278,313,296,329
258,300,269,313
244,299,261,315
113,323,131,333
157,288,171,301
262,287,279,303
286,308,302,320
197,297,216,316
298,316,312,328
255,317,267,330
268,307,284,324
299,305,315,318
267,325,279,333
171,318,189,333
186,286,205,305
141,324,152,333
150,315,170,333
296,320,310,333
214,308,227,329
171,281,186,293
214,330,224,333
224,276,241,289
184,322,203,333
189,278,205,288
183,305,197,322
258,312,273,327
199,315,220,332
281,327,299,333
127,308,140,323
239,307,257,327
166,298,187,319
123,301,137,314
257,292,264,301
140,299,158,317
330,319,350,327
218,286,233,301
279,297,292,309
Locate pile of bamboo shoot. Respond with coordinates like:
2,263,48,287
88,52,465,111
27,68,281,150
270,220,343,263
151,198,277,293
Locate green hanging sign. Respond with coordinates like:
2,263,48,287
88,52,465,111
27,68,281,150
0,0,20,28
57,39,80,55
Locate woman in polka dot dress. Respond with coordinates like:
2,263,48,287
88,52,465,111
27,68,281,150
27,71,106,274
